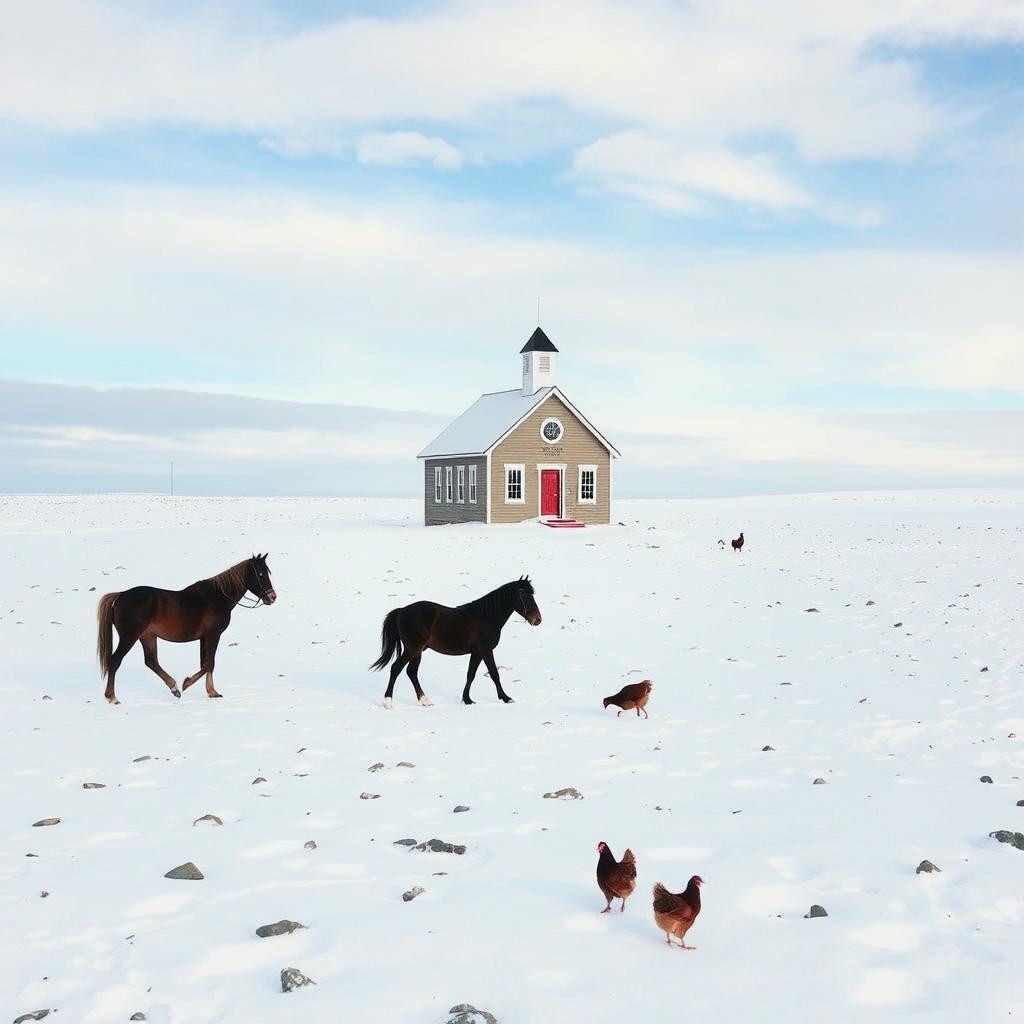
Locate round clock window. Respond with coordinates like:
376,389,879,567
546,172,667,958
541,418,564,443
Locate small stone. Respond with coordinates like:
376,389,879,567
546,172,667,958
804,905,828,918
762,745,775,752
13,1012,50,1023
41,694,53,700
980,775,993,784
394,838,418,847
193,814,223,826
402,886,426,902
414,838,466,855
916,859,941,874
453,805,471,813
252,777,268,785
280,967,316,992
543,787,583,800
445,1004,498,1024
130,1014,146,1021
1017,800,1024,807
256,919,305,938
368,762,385,772
82,782,106,789
980,666,989,672
304,840,318,849
893,622,903,628
360,792,381,800
40,890,49,898
32,818,60,827
164,861,204,880
812,778,827,785
804,608,819,613
132,755,152,762
989,830,1024,851
865,600,875,606
396,761,416,768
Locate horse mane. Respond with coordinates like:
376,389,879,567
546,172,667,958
461,579,528,617
206,560,250,599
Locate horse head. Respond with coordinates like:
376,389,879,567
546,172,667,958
515,575,542,626
247,553,277,605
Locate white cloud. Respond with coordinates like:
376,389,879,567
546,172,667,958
2,1,1021,164
355,131,463,170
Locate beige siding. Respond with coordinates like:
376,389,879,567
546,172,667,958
424,457,487,525
489,395,612,524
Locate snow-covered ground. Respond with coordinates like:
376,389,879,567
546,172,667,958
2,492,1023,1023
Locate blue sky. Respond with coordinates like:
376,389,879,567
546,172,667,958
1,1,1023,495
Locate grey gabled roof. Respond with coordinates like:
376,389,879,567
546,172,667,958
418,388,553,458
417,386,620,459
519,327,558,353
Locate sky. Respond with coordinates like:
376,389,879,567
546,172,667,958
1,0,1023,497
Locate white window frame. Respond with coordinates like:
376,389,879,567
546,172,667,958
457,465,466,503
468,464,477,504
540,417,564,443
434,466,442,503
504,463,525,504
445,466,453,503
578,464,597,505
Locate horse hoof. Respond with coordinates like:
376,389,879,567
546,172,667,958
171,689,181,699
500,696,514,704
383,697,393,710
418,695,433,707
106,697,120,706
463,698,475,706
208,693,223,699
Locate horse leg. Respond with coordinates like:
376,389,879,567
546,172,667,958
482,648,513,703
384,650,409,708
406,650,432,707
462,652,482,705
104,632,138,705
181,635,207,693
140,634,180,698
204,630,223,698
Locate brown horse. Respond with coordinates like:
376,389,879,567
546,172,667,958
371,576,542,708
96,554,277,705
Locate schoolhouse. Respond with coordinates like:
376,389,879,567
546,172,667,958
418,328,620,526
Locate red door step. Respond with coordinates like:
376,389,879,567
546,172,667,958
542,518,586,528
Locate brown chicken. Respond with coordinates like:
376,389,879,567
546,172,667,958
652,876,703,948
596,841,637,913
603,680,653,718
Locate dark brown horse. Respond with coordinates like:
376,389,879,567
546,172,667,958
96,554,277,705
371,576,542,708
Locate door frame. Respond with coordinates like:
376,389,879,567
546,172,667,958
536,463,566,519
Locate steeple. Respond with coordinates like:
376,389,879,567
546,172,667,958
520,327,558,396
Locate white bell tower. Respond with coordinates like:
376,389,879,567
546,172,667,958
520,327,558,396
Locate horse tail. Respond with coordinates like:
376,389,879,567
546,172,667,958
369,608,402,670
96,592,120,677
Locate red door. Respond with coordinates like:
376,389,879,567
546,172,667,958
541,470,561,517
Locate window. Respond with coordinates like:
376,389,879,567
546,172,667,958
504,464,525,504
579,465,597,504
468,465,477,504
434,467,442,503
445,466,453,503
457,465,466,503
540,417,563,443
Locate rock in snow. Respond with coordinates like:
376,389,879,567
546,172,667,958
402,886,426,902
989,830,1024,851
164,862,204,880
444,1005,498,1024
281,967,316,992
414,838,466,855
192,814,223,826
32,818,60,827
543,787,583,800
13,1012,50,1023
805,905,828,918
916,860,941,874
257,920,306,937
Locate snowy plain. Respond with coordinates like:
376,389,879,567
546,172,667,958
2,491,1023,1023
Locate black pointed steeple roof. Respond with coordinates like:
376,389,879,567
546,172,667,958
520,327,558,353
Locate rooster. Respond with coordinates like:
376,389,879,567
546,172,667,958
652,876,703,949
603,680,653,718
731,532,744,552
596,841,637,913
